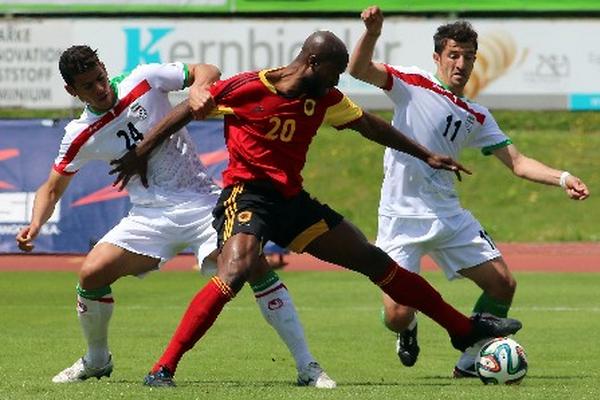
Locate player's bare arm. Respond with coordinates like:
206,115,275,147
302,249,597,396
109,99,201,190
187,64,221,119
348,111,471,179
493,144,589,200
348,5,388,88
16,171,72,252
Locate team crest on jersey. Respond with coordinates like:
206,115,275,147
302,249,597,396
237,211,252,224
465,113,476,134
304,99,316,116
130,103,148,120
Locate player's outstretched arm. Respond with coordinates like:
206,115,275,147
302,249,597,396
109,99,198,190
16,171,72,252
348,5,389,88
493,144,589,200
348,111,472,180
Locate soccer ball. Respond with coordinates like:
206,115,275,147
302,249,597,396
475,337,528,385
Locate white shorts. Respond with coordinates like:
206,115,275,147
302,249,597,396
98,198,218,275
376,210,501,280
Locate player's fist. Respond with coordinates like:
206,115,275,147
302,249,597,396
189,88,216,120
16,226,37,252
564,175,590,200
361,6,384,36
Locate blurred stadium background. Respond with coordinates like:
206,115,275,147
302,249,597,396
2,0,599,253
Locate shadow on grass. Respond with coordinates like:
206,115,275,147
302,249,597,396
106,379,456,388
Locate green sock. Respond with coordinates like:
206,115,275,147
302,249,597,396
76,283,112,300
250,270,279,293
472,292,511,317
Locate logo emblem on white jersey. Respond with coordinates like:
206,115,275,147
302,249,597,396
465,113,476,134
130,103,148,120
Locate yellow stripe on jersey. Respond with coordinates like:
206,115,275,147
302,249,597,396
323,95,363,128
209,105,235,117
288,220,329,253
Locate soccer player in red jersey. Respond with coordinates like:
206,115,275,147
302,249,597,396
111,31,522,387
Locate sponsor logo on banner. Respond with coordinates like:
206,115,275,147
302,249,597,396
525,53,570,83
123,27,173,71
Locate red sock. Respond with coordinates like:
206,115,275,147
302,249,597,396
372,262,472,337
152,276,235,374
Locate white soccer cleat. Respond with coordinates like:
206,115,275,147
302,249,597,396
52,355,113,383
297,361,337,389
453,338,487,378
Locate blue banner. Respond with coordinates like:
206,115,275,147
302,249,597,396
0,118,227,253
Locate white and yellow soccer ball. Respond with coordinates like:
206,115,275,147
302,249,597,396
475,337,528,385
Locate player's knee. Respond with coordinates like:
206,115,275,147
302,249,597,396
79,260,112,290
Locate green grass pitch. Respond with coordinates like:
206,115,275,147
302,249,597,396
1,270,599,399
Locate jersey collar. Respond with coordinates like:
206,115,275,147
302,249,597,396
86,76,120,115
433,74,469,101
258,68,283,94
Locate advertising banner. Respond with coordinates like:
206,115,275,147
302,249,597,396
0,119,227,253
1,17,599,109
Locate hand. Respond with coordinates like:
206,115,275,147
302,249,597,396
189,87,216,120
109,149,149,191
16,225,38,252
426,154,472,181
361,5,384,36
564,175,590,200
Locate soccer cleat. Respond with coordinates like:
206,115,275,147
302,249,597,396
143,366,176,387
297,362,337,389
450,313,522,352
453,337,487,378
396,324,420,367
452,364,478,378
52,355,113,383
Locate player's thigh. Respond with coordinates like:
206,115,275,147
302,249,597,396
217,232,263,291
304,219,389,275
81,242,160,289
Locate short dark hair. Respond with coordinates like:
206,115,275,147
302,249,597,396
59,45,101,85
433,21,478,54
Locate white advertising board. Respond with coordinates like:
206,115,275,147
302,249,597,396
1,17,599,110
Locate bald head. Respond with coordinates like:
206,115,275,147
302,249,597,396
300,31,349,68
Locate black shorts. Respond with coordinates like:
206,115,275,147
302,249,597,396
212,180,343,252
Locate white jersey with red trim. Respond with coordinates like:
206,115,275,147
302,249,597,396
379,65,511,218
54,63,219,207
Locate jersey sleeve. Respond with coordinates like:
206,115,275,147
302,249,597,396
136,62,188,93
323,90,363,129
466,109,512,155
52,123,89,175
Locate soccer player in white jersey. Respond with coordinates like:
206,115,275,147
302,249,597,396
15,45,336,388
349,6,590,377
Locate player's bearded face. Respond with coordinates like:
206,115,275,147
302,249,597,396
69,64,115,112
434,39,476,95
305,58,346,97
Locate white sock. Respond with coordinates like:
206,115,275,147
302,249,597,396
77,291,113,368
252,273,314,371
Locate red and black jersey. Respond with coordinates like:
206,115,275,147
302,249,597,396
209,68,363,197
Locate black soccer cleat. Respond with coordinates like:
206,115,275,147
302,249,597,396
452,364,478,379
396,324,420,367
450,313,522,352
143,366,176,387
